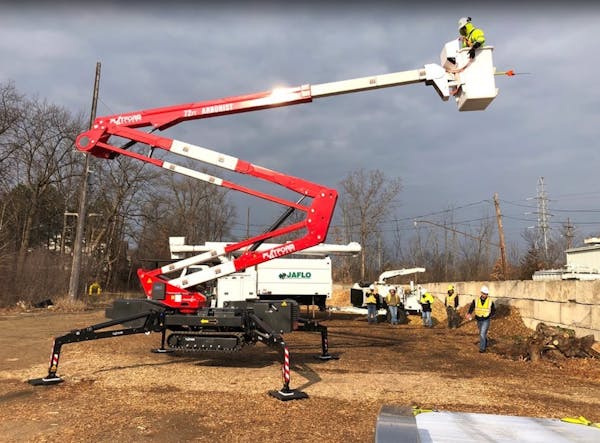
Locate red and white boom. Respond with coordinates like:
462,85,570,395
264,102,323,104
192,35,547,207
75,51,496,312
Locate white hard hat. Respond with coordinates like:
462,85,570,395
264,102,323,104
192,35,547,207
389,287,396,292
369,285,375,290
458,16,471,30
480,285,489,295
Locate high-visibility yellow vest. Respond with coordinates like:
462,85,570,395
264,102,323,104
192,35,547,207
461,23,486,48
420,292,434,305
366,293,377,304
446,293,457,306
474,297,492,318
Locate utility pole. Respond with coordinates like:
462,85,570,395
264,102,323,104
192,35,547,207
246,207,250,238
565,217,574,250
377,234,382,271
493,193,508,279
68,61,101,300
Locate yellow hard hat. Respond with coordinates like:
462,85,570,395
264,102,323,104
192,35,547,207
447,284,455,291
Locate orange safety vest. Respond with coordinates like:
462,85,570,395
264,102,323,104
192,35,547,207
474,297,492,318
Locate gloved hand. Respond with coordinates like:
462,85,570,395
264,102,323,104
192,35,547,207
469,41,482,59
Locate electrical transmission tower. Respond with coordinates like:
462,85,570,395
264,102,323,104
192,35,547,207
535,176,552,259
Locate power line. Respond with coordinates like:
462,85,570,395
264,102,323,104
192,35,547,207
499,199,537,209
544,207,600,213
501,198,600,213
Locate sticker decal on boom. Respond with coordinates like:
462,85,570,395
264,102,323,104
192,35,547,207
262,243,296,261
109,114,142,125
201,103,234,115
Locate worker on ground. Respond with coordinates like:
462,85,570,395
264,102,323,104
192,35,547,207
366,285,379,324
385,287,401,326
419,290,435,328
445,284,460,329
458,16,486,59
466,285,496,352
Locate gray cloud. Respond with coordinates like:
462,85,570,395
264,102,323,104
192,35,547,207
2,2,600,248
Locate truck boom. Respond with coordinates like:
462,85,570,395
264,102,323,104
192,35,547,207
30,43,498,398
75,48,496,309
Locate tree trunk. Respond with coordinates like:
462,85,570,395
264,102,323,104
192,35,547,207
527,324,599,360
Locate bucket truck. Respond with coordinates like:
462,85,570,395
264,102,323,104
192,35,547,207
28,43,499,399
351,267,427,315
169,237,361,310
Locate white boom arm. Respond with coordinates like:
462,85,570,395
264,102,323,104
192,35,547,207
169,237,361,260
311,44,498,111
311,65,449,100
377,267,426,283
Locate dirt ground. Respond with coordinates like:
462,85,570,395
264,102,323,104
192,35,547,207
1,297,599,443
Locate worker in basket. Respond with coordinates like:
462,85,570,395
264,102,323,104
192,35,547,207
458,16,486,59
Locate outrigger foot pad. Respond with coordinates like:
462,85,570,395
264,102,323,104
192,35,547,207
151,348,174,354
268,389,309,401
28,376,64,386
314,354,339,361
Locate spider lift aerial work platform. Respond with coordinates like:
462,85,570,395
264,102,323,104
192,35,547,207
28,42,504,400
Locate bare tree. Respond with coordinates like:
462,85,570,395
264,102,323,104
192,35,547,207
0,81,24,188
8,97,84,276
406,210,497,282
338,168,401,281
0,83,87,304
519,228,545,279
455,217,495,281
0,82,24,264
80,157,162,290
134,169,236,265
512,221,578,281
546,221,580,268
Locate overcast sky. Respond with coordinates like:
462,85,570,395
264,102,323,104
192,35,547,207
2,1,600,252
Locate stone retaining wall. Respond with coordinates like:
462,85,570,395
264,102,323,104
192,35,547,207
423,280,600,340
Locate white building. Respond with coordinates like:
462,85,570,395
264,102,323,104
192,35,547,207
533,237,600,281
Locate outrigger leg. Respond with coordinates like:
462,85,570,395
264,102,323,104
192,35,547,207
298,318,340,361
28,310,163,386
151,327,174,354
246,312,308,401
268,343,309,401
